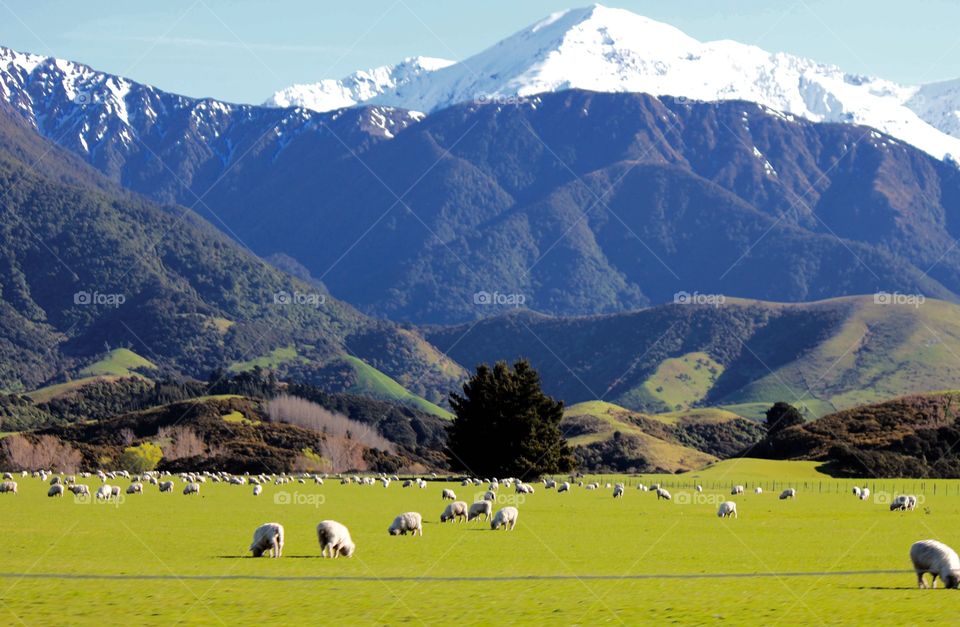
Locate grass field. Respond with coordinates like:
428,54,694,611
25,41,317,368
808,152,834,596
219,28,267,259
1,461,958,625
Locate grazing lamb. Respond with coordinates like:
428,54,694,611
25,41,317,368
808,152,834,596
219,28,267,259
126,483,143,495
656,488,672,501
613,484,624,498
47,484,65,497
717,501,738,518
249,522,285,558
253,485,263,497
731,485,744,495
388,512,423,536
440,501,468,523
558,482,570,493
183,483,200,496
441,489,456,500
754,487,763,495
0,481,17,494
317,520,356,558
483,490,496,502
779,488,797,500
69,484,90,497
468,500,493,522
860,488,871,500
910,540,960,589
491,506,519,531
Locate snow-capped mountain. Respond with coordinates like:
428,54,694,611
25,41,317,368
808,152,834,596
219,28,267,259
264,56,453,112
264,4,960,161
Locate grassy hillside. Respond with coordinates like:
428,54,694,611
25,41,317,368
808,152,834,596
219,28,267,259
78,349,156,377
342,356,453,420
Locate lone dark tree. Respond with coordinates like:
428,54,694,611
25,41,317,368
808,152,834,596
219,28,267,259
764,402,805,435
447,359,575,478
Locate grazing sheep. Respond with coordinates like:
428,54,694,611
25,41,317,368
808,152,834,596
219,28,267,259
0,481,17,494
440,501,469,523
585,483,597,491
656,488,672,501
860,487,871,500
613,484,624,498
717,501,738,518
49,476,61,485
253,485,263,497
544,479,556,489
126,483,143,495
442,489,456,500
910,540,960,589
95,485,113,500
754,487,763,495
388,512,423,536
468,500,493,522
47,484,64,497
731,485,744,495
403,480,414,488
317,520,356,558
483,490,496,502
650,483,660,491
417,478,427,489
852,486,862,497
907,495,918,510
159,481,174,493
558,482,570,493
779,488,796,500
1,472,11,480
491,506,519,531
515,483,534,494
249,522,284,558
637,484,648,492
183,483,200,496
69,484,90,497
695,485,703,493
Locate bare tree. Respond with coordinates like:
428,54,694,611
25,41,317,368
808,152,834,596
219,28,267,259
2,435,83,473
157,426,206,460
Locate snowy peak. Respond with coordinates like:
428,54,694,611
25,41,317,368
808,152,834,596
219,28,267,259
264,4,960,161
263,56,453,112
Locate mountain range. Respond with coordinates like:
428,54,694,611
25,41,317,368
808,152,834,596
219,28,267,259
265,4,960,162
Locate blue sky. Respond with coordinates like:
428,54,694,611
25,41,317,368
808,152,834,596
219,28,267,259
2,0,959,104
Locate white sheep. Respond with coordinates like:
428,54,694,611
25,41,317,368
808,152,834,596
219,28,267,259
558,482,570,493
491,506,519,530
656,487,671,500
717,501,738,518
860,487,871,500
852,486,862,497
1,472,11,480
515,483,534,494
907,495,918,510
69,484,90,497
49,476,61,485
317,520,356,558
404,479,414,488
779,488,796,500
544,479,556,489
253,485,263,497
754,487,763,495
695,485,703,492
249,522,284,558
0,481,18,494
911,540,960,589
388,512,423,536
483,490,496,502
613,484,624,498
126,483,143,495
731,485,744,495
183,483,200,495
441,488,456,500
468,500,493,522
159,480,174,493
110,486,121,498
47,484,65,497
441,501,468,523
95,484,113,500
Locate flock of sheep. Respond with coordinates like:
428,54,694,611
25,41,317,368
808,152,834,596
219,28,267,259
2,468,957,587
